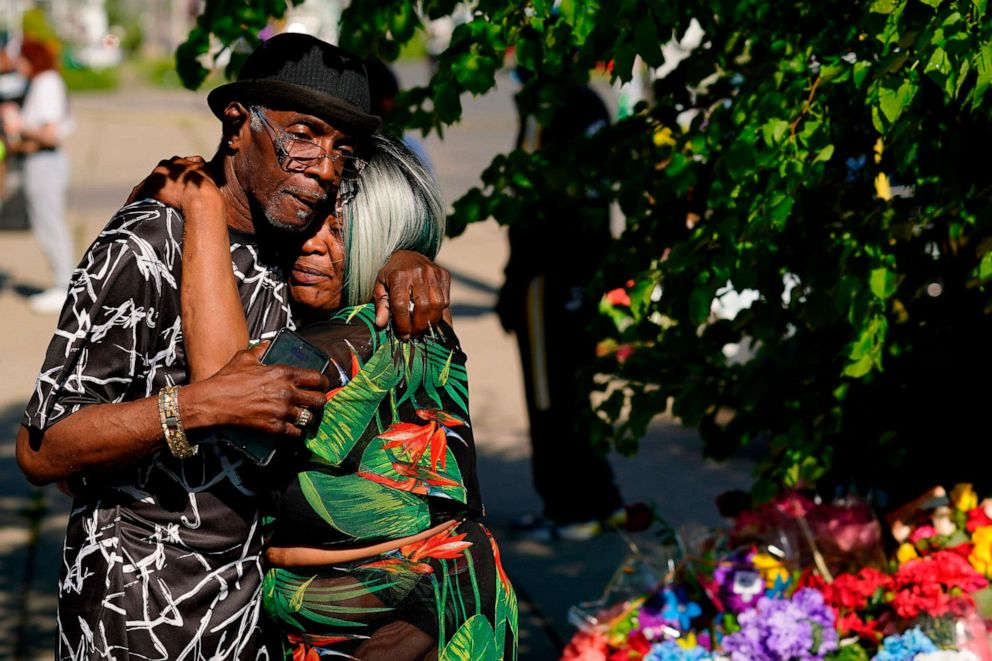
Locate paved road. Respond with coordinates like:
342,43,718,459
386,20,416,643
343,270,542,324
0,65,753,660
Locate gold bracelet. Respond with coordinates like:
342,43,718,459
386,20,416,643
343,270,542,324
158,385,197,459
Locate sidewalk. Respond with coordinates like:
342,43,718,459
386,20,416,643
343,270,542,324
0,70,753,660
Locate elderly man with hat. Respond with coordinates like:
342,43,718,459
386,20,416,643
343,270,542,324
16,34,449,659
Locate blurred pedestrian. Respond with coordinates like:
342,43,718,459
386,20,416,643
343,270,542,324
3,38,73,313
498,80,626,540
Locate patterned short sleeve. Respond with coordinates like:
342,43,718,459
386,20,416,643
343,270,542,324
23,201,187,431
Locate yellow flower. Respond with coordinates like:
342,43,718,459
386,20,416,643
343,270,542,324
677,632,698,650
951,483,978,512
896,542,919,566
969,526,992,578
653,125,676,147
752,552,789,588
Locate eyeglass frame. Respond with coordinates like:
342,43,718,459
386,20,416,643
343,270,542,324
248,106,366,179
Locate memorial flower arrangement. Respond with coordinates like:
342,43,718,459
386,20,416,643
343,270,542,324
563,486,992,661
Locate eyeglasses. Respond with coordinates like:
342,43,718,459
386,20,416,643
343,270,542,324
250,107,365,179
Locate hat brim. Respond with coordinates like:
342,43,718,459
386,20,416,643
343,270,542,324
208,80,381,134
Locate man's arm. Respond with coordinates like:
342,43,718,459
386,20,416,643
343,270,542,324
17,345,329,485
18,202,328,486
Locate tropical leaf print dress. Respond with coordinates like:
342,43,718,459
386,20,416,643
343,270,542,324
262,305,517,660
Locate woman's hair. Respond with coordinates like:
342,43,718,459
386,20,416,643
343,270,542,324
20,39,57,76
341,133,445,306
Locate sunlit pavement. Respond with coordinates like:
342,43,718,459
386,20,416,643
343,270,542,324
0,65,753,660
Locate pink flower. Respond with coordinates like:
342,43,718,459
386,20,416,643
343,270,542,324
910,525,938,544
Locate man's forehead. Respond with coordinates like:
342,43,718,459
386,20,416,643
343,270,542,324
267,108,348,137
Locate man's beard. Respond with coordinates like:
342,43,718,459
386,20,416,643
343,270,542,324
262,187,329,232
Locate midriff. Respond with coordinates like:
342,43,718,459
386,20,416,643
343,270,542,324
266,518,460,567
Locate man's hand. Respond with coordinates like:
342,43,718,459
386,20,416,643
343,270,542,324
186,343,331,437
373,251,451,339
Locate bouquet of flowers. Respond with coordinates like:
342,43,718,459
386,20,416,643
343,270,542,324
563,485,992,661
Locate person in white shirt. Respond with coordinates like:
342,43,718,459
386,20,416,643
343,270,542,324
3,39,73,314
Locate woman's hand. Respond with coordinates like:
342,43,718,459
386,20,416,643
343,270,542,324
182,343,331,438
127,155,225,222
373,251,451,340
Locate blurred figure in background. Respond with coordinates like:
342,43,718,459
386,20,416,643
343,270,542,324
364,57,434,174
2,38,73,313
497,80,626,541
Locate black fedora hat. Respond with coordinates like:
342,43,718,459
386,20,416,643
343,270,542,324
208,33,380,134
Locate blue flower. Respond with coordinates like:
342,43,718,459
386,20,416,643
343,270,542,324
872,627,938,661
658,587,703,631
645,640,712,661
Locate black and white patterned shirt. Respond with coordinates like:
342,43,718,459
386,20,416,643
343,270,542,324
24,200,293,660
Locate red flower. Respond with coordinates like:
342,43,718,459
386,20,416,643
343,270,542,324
562,629,609,661
291,643,319,661
380,409,462,471
357,462,460,495
415,408,466,427
605,287,631,307
483,525,513,594
400,527,472,562
891,550,988,619
626,630,651,655
967,507,992,533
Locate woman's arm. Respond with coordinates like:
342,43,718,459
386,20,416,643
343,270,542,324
181,191,249,380
130,157,249,380
12,121,60,151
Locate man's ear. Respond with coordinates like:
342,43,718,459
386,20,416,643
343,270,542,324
222,102,249,151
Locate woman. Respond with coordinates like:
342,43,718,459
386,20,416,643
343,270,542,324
176,132,517,660
3,38,74,313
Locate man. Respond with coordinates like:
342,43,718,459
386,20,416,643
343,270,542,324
498,80,625,541
16,34,449,659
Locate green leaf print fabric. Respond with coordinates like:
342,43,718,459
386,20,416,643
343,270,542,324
263,306,513,659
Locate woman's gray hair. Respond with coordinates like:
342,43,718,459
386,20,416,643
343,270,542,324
341,133,445,306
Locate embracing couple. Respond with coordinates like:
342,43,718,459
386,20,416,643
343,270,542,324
16,34,516,661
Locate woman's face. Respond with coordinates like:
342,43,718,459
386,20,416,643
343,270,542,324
288,214,346,314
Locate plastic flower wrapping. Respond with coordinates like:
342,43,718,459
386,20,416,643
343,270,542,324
563,486,992,661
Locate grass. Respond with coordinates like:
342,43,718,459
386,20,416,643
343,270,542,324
62,66,119,92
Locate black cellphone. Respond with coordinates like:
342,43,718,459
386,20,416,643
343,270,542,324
258,327,331,373
222,328,330,466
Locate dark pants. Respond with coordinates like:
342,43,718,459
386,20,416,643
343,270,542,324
509,273,623,524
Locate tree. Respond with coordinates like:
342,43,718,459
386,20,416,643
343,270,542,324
177,1,992,501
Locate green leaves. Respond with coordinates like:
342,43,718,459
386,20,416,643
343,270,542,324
307,343,401,466
872,0,904,13
183,0,992,497
877,79,918,124
439,615,498,661
634,19,663,68
298,472,430,539
558,0,600,44
870,267,899,299
844,314,889,377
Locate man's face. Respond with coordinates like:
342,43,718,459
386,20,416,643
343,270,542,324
237,107,355,233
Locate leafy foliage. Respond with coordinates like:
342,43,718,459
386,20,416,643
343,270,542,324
179,1,992,497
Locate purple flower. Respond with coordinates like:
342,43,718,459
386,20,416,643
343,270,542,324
722,589,837,661
713,550,765,613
